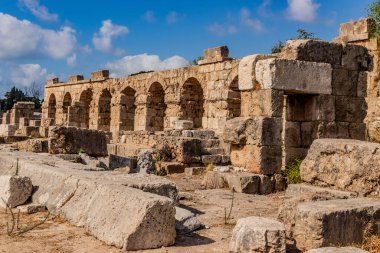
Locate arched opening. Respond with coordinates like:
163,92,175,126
227,76,241,118
62,93,72,124
48,94,56,124
79,89,93,128
120,87,136,131
98,89,112,131
181,78,204,128
147,82,166,131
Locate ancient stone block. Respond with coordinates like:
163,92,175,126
238,54,276,90
184,167,205,176
335,96,367,123
278,184,358,238
255,59,332,95
223,117,282,146
357,71,368,97
280,39,343,66
259,174,274,195
342,44,372,71
199,46,230,65
175,207,203,235
339,18,375,42
283,147,309,166
284,122,301,147
173,120,193,130
29,119,41,127
293,198,380,251
25,139,49,153
305,247,369,253
135,149,155,174
201,171,227,189
230,145,282,174
109,154,137,171
331,68,359,96
301,139,380,197
0,124,16,137
224,173,260,194
49,126,108,157
348,123,366,140
182,129,215,139
47,77,59,85
90,70,109,81
241,89,284,118
0,175,33,208
230,216,286,253
68,75,84,83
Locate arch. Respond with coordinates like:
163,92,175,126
146,82,166,131
48,93,57,122
98,89,112,131
62,92,72,114
227,76,241,118
181,77,204,128
120,86,136,131
79,89,93,128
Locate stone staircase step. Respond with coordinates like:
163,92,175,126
202,155,230,165
202,148,225,155
184,167,206,176
182,130,215,139
200,139,220,148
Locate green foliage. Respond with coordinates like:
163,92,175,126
368,0,380,38
129,70,154,76
188,56,204,66
271,41,285,54
0,85,42,112
206,163,215,171
282,159,302,184
271,28,318,54
78,148,86,154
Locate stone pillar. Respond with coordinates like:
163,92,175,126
134,93,147,131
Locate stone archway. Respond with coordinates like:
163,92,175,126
227,76,241,118
79,89,93,128
120,87,136,131
181,77,204,128
98,89,112,131
62,92,72,124
48,94,57,123
146,82,166,132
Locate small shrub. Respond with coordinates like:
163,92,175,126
206,163,215,172
78,148,86,154
282,159,302,184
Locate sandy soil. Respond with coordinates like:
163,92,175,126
0,173,284,253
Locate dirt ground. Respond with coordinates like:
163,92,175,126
0,173,284,253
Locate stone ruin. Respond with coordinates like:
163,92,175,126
0,17,379,253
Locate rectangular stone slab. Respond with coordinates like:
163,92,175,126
255,59,332,94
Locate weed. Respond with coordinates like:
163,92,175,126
282,159,302,184
224,190,235,225
206,163,215,172
15,158,19,176
78,148,86,154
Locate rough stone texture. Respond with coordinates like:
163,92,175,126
339,18,375,42
224,173,260,194
342,44,372,71
173,120,193,130
278,184,358,238
230,216,286,253
301,139,380,197
305,247,369,253
240,89,284,118
238,54,276,90
280,39,343,66
0,175,33,208
49,126,108,157
18,204,47,214
293,198,380,251
109,154,137,171
175,207,203,235
201,171,227,189
0,150,177,250
184,167,205,176
135,149,156,174
255,59,332,95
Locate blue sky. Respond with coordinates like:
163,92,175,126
0,0,374,96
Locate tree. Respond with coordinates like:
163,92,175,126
368,0,380,37
188,56,204,66
271,41,285,54
0,85,42,112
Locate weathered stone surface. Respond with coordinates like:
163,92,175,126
280,39,343,65
223,117,282,146
293,198,380,251
238,54,276,90
213,166,232,173
49,126,108,157
335,96,367,123
259,175,274,195
255,59,332,94
201,171,227,189
301,139,380,197
224,173,260,194
0,175,33,208
342,44,372,71
109,154,137,171
18,204,47,214
278,184,358,238
79,153,108,170
26,139,49,153
136,149,156,174
240,89,284,118
332,68,359,96
173,120,193,130
305,247,369,253
339,18,375,42
184,167,205,176
175,207,203,235
230,216,286,253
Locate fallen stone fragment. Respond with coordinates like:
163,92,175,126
184,167,205,176
230,216,286,253
0,175,32,208
109,154,137,171
293,198,380,251
201,171,226,189
135,149,156,174
305,247,369,253
224,173,260,194
175,207,203,235
301,139,380,197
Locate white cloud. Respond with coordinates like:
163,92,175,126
11,64,49,87
106,54,188,77
258,0,272,17
206,23,237,36
167,11,179,24
287,0,320,23
240,8,264,33
67,53,77,67
93,19,129,55
143,10,156,23
0,12,77,60
19,0,58,22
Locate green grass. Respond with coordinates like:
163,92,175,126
283,159,302,184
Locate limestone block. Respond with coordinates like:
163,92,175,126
20,126,40,137
184,167,205,176
136,149,155,174
213,166,232,173
175,207,203,235
49,126,108,157
280,39,343,65
335,96,367,123
29,120,41,127
230,144,282,174
68,75,84,83
305,247,369,253
348,123,366,140
47,77,59,85
339,18,375,42
241,89,284,118
0,124,17,137
201,171,227,189
90,70,109,81
223,117,282,146
357,71,368,97
224,173,260,194
0,175,33,208
25,139,49,153
272,174,287,192
284,122,301,147
109,154,137,171
366,97,380,122
259,174,274,195
199,46,230,64
342,44,372,71
278,184,358,238
173,120,193,130
230,216,286,253
238,54,276,90
19,117,29,127
201,154,230,164
367,120,380,142
331,68,359,96
293,198,380,251
301,139,380,197
182,129,215,139
255,59,332,95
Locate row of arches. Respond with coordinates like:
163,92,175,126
47,77,240,132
